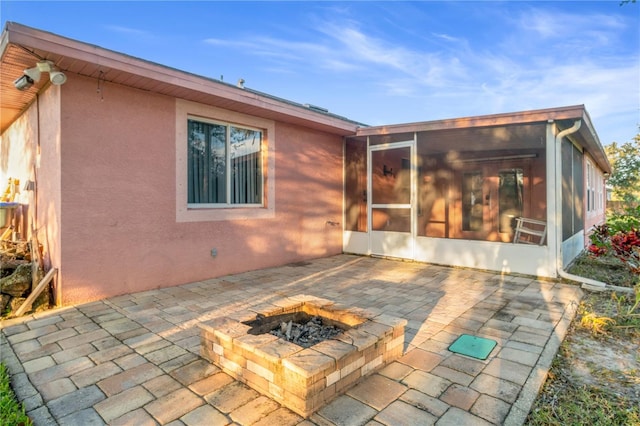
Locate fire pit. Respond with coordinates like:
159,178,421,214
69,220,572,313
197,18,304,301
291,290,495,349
198,295,406,417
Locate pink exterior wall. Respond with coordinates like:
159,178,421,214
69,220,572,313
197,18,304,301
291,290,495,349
57,75,344,304
583,152,607,245
35,87,63,286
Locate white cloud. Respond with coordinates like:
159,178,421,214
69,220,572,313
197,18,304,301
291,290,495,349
196,3,638,145
432,33,463,43
104,25,151,37
518,7,625,41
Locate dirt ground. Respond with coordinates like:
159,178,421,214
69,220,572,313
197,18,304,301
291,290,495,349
563,326,640,401
532,287,640,419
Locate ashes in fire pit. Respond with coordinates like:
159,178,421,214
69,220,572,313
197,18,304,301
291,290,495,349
199,295,407,418
246,312,343,348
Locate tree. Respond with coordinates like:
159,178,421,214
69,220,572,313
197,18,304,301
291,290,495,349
606,132,640,206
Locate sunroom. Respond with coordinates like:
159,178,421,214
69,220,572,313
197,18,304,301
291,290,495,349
343,105,610,279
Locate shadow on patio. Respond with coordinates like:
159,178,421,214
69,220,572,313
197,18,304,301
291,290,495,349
0,254,582,425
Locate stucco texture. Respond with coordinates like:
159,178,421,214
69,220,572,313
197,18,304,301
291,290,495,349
57,76,343,304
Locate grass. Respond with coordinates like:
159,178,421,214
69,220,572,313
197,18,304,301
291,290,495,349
527,349,640,426
0,363,32,426
526,251,640,426
526,337,640,426
569,252,639,289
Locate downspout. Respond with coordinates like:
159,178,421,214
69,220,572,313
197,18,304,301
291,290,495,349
553,121,627,293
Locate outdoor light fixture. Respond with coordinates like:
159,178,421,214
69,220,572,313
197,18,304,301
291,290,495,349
13,75,34,91
14,60,67,90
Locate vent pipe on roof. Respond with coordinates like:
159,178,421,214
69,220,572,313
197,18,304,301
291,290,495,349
305,104,329,113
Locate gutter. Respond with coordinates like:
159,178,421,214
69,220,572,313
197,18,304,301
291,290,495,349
552,120,634,294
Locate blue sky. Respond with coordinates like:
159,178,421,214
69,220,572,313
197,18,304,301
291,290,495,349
2,1,638,146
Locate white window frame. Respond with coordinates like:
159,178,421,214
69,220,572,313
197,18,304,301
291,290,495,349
586,159,598,215
175,99,275,222
596,174,601,212
598,175,604,212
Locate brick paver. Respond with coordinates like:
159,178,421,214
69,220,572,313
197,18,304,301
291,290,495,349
169,358,219,386
398,348,444,372
93,385,154,423
482,357,532,386
0,255,583,426
400,388,449,417
437,406,493,426
205,381,260,414
439,384,479,410
97,362,163,396
109,408,158,426
142,374,183,398
144,387,204,424
38,378,77,402
402,370,451,397
229,395,280,424
470,373,522,404
181,405,230,425
346,374,408,411
22,355,56,373
47,385,105,420
471,393,512,424
29,356,94,386
253,407,302,426
314,395,377,425
57,407,104,426
375,400,437,426
189,371,234,396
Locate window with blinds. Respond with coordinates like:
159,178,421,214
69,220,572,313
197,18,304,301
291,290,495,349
188,118,263,206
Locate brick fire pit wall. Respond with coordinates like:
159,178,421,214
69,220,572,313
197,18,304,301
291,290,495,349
198,295,406,418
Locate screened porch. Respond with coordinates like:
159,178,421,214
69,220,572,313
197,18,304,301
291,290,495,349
341,116,585,277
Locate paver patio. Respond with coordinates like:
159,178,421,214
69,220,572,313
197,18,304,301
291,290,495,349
0,254,582,425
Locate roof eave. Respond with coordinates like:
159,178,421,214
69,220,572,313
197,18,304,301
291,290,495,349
1,22,361,135
355,104,611,174
354,105,591,136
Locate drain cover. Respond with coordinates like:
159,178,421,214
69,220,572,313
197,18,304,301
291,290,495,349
448,334,497,360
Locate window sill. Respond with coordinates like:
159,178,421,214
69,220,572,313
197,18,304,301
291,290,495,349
187,203,264,209
177,204,275,222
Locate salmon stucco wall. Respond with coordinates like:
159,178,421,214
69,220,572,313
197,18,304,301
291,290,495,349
583,152,607,245
58,75,344,304
36,87,63,281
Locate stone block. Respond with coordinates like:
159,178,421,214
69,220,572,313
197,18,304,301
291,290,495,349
94,385,154,423
440,384,480,410
189,372,233,395
204,382,260,414
315,395,376,426
97,362,163,396
229,395,279,425
374,400,437,426
347,374,407,411
181,405,230,426
47,385,106,420
144,388,204,424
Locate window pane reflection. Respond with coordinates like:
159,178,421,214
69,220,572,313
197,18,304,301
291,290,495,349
372,208,411,232
462,172,483,231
